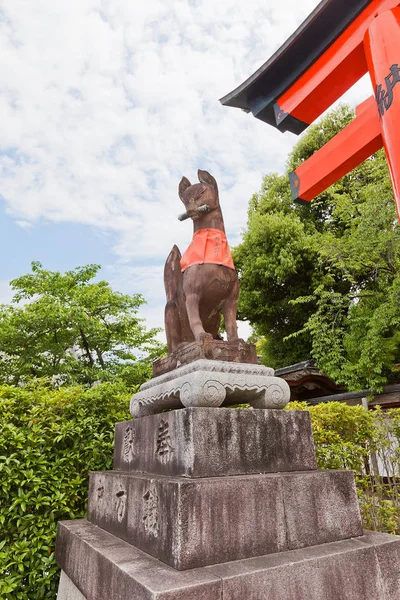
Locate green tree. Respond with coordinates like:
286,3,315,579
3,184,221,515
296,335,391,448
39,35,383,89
0,262,164,387
234,105,400,391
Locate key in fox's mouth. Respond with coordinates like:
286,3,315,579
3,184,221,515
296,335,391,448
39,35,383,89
178,204,211,221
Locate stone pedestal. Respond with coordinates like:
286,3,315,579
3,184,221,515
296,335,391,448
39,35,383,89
56,404,400,598
152,338,258,377
130,360,291,417
113,408,317,477
57,522,400,600
87,468,362,570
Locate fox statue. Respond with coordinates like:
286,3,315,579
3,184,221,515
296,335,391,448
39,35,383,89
164,170,240,353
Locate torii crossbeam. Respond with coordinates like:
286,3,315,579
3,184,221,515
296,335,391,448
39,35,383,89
220,0,400,220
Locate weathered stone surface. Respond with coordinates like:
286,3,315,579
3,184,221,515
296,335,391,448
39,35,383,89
88,470,287,570
152,338,257,377
130,359,290,418
56,520,222,600
205,532,400,600
56,520,400,600
373,531,400,598
57,571,87,600
114,408,317,477
282,470,363,549
87,469,362,570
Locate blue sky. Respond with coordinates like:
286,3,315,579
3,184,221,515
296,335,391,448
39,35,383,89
0,0,372,338
0,199,113,279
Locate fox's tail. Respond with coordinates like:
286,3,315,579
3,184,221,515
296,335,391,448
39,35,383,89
164,245,182,302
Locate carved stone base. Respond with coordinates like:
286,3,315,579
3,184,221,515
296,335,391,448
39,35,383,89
114,408,317,478
130,359,290,418
56,522,400,600
152,338,257,377
87,469,362,570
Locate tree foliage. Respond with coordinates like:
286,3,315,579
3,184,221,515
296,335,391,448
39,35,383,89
234,105,400,390
0,262,164,387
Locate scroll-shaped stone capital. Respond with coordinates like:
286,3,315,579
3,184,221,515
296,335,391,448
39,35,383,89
130,359,290,418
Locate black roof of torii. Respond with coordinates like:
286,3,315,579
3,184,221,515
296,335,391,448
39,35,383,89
219,0,373,134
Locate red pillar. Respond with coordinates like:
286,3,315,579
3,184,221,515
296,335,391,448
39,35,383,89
364,7,400,219
289,97,382,204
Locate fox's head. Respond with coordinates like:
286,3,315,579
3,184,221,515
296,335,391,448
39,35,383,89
178,170,219,221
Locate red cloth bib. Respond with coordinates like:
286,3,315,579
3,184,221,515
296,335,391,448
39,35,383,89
180,228,235,272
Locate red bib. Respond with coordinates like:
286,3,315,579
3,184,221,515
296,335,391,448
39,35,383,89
180,228,235,273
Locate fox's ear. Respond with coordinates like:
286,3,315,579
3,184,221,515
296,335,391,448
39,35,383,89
198,170,218,194
178,176,192,201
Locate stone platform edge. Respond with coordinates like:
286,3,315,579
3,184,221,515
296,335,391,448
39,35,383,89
56,519,400,600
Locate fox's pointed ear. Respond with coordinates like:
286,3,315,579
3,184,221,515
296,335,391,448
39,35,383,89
198,170,218,195
178,176,191,201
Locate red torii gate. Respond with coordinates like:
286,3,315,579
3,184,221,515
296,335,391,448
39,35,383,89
220,0,400,220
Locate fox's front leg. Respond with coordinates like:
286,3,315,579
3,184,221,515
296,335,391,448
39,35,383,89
185,293,212,341
222,279,239,341
182,267,212,342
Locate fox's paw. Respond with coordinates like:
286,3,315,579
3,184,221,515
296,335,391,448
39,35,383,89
197,332,213,343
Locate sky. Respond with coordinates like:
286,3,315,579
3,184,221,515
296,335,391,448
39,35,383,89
0,0,373,340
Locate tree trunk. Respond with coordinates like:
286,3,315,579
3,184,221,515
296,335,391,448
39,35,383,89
96,348,106,369
79,328,94,367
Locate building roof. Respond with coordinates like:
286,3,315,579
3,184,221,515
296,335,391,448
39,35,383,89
275,360,344,400
219,0,373,133
275,361,400,408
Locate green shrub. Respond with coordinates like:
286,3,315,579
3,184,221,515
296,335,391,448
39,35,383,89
286,401,400,535
0,381,130,599
287,401,375,470
358,407,400,535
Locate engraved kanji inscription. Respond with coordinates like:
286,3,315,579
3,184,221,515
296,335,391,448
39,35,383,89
123,425,136,462
155,419,174,463
97,480,105,500
143,483,159,537
115,488,127,523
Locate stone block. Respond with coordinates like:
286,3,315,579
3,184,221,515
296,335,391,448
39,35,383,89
57,571,86,600
130,359,290,418
56,520,400,600
205,533,400,600
113,407,317,477
87,469,362,570
55,520,222,600
152,338,257,377
373,532,400,599
88,470,287,570
282,470,363,549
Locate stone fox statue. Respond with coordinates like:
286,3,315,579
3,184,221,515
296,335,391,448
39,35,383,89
164,169,239,353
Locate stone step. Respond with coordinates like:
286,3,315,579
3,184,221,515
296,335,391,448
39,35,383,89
56,520,221,600
56,519,400,600
87,469,362,570
113,408,317,478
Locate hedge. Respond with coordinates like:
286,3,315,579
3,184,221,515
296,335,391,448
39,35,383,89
1,386,400,599
287,401,400,535
0,381,130,599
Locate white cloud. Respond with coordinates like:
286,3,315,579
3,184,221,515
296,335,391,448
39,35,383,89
0,0,374,337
